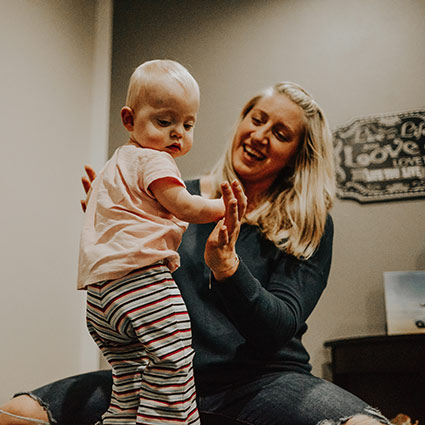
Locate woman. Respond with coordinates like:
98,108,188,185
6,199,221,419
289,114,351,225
0,82,391,425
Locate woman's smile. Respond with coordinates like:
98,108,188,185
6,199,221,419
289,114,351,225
242,143,266,161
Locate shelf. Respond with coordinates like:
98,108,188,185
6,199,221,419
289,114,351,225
324,334,425,422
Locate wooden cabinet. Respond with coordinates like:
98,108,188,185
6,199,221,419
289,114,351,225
324,334,425,423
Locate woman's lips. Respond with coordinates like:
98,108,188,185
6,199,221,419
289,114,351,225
243,144,266,161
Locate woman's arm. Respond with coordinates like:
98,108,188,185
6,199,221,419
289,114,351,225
80,165,96,212
213,216,333,350
216,216,332,350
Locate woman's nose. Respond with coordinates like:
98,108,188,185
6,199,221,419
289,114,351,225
251,126,269,144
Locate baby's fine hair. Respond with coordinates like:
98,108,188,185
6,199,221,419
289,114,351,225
125,59,199,111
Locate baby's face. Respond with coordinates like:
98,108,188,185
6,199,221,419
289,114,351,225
129,79,199,158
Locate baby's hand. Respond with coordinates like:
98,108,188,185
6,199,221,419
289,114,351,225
214,197,226,221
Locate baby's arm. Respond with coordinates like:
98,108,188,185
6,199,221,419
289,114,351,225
149,178,225,224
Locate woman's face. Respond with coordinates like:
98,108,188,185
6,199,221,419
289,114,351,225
232,93,304,191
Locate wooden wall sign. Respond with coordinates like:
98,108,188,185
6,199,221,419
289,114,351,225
333,109,425,203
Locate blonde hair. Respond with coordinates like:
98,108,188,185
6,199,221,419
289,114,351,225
209,82,335,259
125,59,199,111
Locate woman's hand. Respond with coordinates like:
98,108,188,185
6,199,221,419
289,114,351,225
204,180,247,281
80,165,96,212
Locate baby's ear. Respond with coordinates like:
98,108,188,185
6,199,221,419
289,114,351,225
121,106,134,131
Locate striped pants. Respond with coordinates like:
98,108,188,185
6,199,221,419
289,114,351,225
86,263,200,425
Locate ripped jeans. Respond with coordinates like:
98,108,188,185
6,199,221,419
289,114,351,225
17,369,391,425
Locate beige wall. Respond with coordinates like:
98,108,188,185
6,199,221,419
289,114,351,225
109,0,425,377
0,0,111,403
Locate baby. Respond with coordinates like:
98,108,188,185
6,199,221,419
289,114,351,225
78,60,224,425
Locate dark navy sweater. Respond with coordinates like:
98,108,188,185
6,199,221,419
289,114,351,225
173,180,333,395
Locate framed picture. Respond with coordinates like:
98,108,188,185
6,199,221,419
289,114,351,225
333,109,425,203
383,271,425,335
